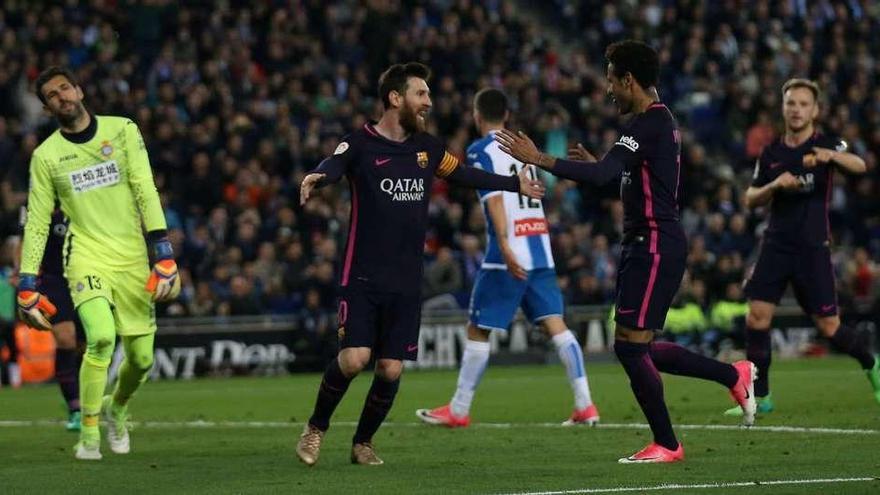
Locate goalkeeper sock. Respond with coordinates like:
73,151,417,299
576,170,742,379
352,374,400,445
77,297,117,435
551,330,593,410
113,333,155,408
308,358,354,431
55,347,81,412
451,339,490,417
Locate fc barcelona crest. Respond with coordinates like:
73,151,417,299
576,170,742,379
100,140,114,157
417,151,429,168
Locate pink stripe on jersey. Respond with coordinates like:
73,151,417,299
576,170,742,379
638,253,662,328
641,162,659,253
674,155,681,203
363,123,379,137
341,181,359,286
825,169,833,241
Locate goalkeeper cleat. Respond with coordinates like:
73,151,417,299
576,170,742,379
728,360,757,426
415,404,470,428
618,442,684,464
74,439,102,461
296,423,325,467
102,396,130,454
562,404,600,426
351,442,384,465
724,393,774,416
867,356,880,405
66,410,82,432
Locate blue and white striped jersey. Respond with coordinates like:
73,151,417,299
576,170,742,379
467,131,554,271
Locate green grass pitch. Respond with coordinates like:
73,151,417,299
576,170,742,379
1,357,878,494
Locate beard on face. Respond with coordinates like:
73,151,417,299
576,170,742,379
399,100,425,134
55,101,86,128
785,116,811,133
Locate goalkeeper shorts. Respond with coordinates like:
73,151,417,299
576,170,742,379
66,263,156,336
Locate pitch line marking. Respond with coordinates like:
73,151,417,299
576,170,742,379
0,419,877,436
493,477,878,495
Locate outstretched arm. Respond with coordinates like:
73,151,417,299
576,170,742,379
495,130,623,185
437,150,544,198
300,140,354,205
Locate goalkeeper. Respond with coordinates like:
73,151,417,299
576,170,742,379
18,67,180,461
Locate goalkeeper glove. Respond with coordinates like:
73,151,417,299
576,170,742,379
17,274,57,331
145,233,181,302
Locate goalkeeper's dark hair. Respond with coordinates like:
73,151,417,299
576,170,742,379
378,62,431,109
605,40,659,89
474,88,508,123
35,66,79,105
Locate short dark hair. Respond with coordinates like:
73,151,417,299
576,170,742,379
605,40,659,89
35,66,79,105
378,62,431,109
782,78,820,102
474,88,508,122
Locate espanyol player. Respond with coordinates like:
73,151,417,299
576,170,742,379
416,88,599,428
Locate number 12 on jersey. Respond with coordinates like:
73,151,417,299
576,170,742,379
509,164,540,209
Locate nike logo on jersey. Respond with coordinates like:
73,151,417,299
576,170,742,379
821,304,835,312
406,344,418,352
375,158,392,166
769,162,782,169
617,308,636,315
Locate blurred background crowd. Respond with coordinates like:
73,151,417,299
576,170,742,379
0,1,878,345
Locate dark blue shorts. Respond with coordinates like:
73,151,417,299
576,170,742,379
336,284,422,361
744,240,837,316
37,274,76,324
614,243,687,331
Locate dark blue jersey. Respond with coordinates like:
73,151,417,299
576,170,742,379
751,133,845,247
20,206,67,277
314,122,519,293
609,103,684,252
552,103,685,253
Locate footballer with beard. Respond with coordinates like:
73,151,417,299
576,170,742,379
296,62,544,466
495,41,757,464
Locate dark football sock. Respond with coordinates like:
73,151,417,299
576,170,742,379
650,341,738,389
308,358,355,431
831,325,876,370
615,341,678,451
55,347,81,412
352,375,400,445
746,328,772,397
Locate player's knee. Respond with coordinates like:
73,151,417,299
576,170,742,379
129,351,154,372
375,359,403,381
86,337,114,362
746,310,772,330
614,326,654,343
338,349,370,375
815,316,840,337
54,329,77,350
466,324,490,342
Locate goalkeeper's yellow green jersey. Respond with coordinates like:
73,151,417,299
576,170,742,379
20,115,166,274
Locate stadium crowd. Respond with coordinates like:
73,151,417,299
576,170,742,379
0,0,878,345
